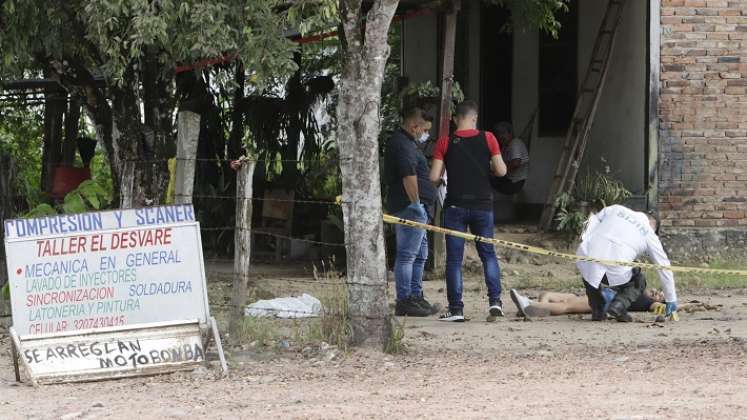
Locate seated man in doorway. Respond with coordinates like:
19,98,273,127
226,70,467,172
490,122,529,195
509,287,667,319
577,205,678,322
385,106,439,317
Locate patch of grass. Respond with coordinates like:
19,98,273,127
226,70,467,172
645,271,747,291
233,316,278,347
291,318,324,346
226,261,355,352
232,316,329,351
384,317,407,355
314,262,351,350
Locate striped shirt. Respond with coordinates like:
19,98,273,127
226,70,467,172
503,138,529,182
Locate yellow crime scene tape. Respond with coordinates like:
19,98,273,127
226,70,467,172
381,214,747,277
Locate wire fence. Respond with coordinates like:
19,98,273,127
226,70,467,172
0,155,385,323
121,157,352,164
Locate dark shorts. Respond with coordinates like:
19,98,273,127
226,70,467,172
490,177,525,195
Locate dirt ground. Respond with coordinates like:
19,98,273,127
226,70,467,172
2,232,747,419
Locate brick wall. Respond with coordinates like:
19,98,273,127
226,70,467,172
658,0,747,249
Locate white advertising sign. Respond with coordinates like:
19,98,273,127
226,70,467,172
3,205,210,336
14,320,205,384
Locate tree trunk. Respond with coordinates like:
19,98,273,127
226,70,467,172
111,79,172,209
52,59,174,208
229,161,256,337
87,102,121,204
228,63,246,160
336,0,399,348
62,96,81,165
0,152,15,288
41,89,65,194
175,111,201,204
285,52,303,186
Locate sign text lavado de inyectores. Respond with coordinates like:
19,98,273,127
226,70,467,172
3,205,221,383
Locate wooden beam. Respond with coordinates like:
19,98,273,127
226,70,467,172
432,0,460,271
437,0,460,139
646,0,661,212
62,96,81,165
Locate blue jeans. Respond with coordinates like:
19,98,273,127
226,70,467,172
393,203,429,302
444,206,501,310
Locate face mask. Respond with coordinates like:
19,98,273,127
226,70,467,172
418,132,430,143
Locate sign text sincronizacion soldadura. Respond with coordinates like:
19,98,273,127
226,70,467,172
4,205,210,336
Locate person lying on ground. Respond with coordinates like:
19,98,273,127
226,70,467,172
509,288,667,319
576,205,678,322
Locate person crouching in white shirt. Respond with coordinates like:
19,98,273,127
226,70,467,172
576,205,678,322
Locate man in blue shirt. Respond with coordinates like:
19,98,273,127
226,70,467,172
385,107,438,317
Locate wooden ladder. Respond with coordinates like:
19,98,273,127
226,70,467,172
539,0,627,231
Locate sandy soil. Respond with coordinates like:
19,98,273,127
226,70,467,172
2,241,747,419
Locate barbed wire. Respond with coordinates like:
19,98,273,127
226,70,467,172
192,195,342,206
122,157,350,164
199,227,346,248
210,277,347,287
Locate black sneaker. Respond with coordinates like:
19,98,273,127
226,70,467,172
412,295,441,315
438,308,465,322
591,305,606,322
606,300,633,323
395,297,431,317
488,300,505,317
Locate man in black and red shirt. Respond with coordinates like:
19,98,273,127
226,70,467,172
429,100,507,321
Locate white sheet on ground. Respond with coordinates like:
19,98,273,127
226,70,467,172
244,293,322,319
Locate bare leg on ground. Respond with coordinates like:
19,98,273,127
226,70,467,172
525,296,592,317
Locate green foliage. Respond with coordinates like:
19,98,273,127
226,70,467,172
1,1,334,210
400,80,465,115
287,0,339,36
304,153,342,200
489,0,570,38
89,152,114,202
553,200,586,236
25,180,111,217
594,173,633,209
0,106,44,208
60,180,109,214
24,203,57,218
554,169,632,236
0,0,338,108
574,169,632,210
554,192,586,236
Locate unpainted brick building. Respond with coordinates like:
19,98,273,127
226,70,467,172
658,0,747,260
